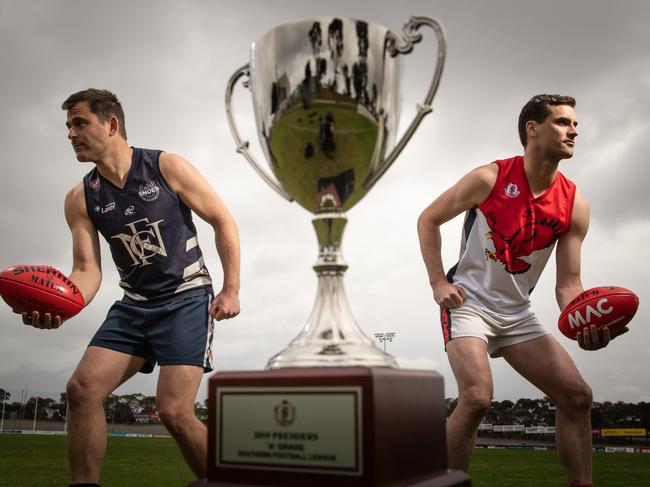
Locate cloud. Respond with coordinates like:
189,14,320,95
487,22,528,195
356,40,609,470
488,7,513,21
1,0,649,406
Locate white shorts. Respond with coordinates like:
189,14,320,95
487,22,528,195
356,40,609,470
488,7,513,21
440,305,550,357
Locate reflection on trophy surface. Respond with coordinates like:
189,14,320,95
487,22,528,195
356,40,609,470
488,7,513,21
226,16,445,369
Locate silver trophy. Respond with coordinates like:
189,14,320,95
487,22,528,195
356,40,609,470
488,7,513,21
226,16,446,369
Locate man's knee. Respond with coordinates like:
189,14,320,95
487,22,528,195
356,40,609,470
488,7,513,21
158,401,195,431
556,382,593,414
458,386,492,418
66,375,104,409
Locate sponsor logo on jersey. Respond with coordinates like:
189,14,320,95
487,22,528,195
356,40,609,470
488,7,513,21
505,183,520,198
101,202,116,214
138,181,160,202
125,205,135,216
111,218,167,266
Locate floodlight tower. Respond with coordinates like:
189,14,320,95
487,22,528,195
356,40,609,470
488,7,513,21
374,331,397,353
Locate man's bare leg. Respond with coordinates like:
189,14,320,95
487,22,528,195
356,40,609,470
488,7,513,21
501,335,593,485
66,346,145,484
445,337,494,471
157,365,206,478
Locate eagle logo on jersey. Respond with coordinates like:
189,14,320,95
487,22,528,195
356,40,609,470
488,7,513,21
483,211,563,274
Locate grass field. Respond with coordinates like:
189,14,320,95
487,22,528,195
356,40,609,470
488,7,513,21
0,435,194,487
0,435,648,486
470,448,650,486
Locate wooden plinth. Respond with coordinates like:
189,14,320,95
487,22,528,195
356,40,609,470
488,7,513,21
188,367,470,486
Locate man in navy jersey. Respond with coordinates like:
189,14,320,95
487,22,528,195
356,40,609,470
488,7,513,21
417,95,625,487
22,89,240,485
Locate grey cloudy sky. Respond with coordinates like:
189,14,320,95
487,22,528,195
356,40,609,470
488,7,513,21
0,0,648,404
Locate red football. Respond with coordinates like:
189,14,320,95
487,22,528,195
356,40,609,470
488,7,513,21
0,264,85,320
558,286,639,339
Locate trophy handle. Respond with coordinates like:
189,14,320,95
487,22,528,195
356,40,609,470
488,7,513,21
225,64,293,201
363,16,447,191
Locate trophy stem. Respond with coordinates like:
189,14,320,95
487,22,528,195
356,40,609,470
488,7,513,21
266,210,398,369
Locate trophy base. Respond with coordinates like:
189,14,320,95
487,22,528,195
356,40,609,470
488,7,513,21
197,367,471,487
266,342,398,369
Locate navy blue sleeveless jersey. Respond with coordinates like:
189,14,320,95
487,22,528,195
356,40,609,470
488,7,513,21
83,147,213,304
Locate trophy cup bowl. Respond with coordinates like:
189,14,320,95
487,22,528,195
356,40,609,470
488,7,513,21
226,16,445,369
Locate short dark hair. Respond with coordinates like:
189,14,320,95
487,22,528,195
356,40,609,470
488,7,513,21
518,94,575,147
61,88,127,139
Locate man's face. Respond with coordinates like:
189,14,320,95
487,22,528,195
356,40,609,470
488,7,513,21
65,101,111,162
532,104,579,160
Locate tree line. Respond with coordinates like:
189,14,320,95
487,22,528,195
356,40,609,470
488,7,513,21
0,389,208,424
446,396,650,428
2,388,648,428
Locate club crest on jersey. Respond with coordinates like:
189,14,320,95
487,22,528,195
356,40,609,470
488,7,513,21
111,218,168,266
138,181,160,202
505,183,520,198
89,177,101,190
125,205,135,216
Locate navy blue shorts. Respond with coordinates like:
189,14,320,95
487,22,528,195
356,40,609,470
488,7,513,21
89,293,215,374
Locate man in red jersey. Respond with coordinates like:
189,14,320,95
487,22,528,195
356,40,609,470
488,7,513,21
417,94,625,486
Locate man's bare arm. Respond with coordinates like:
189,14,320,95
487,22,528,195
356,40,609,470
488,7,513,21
159,153,240,320
23,183,102,329
417,164,496,308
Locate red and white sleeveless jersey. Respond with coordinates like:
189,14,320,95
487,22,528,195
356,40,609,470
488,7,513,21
448,156,576,318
